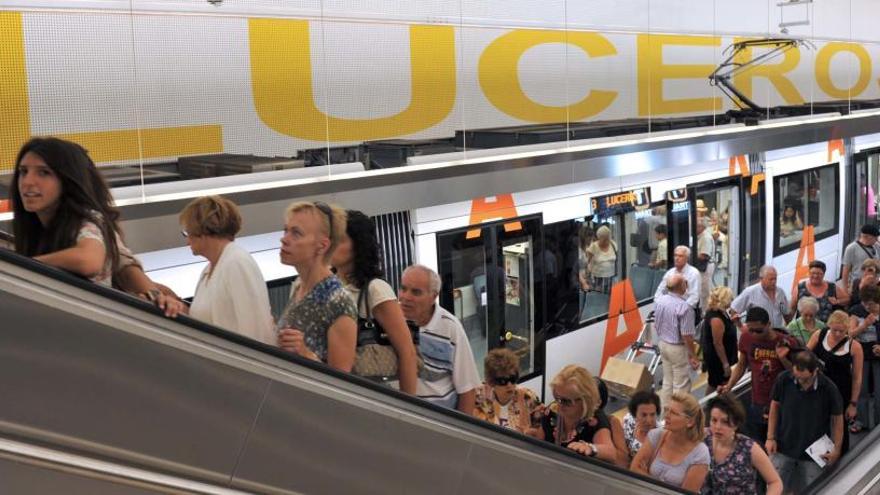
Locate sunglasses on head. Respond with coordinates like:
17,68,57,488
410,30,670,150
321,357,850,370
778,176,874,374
493,374,519,386
313,201,334,236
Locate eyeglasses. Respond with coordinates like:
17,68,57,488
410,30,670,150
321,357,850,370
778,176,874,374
313,201,333,237
553,395,582,407
180,229,189,238
493,374,519,386
663,407,691,419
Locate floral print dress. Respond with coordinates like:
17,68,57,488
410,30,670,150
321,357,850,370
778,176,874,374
702,432,757,494
473,384,542,433
281,275,357,363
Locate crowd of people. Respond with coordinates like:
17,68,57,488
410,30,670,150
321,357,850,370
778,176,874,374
6,136,879,493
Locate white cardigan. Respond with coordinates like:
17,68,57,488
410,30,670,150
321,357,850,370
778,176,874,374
189,242,276,345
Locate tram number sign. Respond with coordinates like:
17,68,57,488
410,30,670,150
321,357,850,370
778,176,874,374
666,188,687,202
591,187,651,217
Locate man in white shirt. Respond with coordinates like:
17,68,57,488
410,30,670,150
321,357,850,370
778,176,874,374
696,218,716,310
654,245,701,309
731,265,791,330
399,264,481,414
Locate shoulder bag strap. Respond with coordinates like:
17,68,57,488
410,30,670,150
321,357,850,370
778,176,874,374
828,331,849,355
357,279,377,321
857,241,877,259
648,430,668,472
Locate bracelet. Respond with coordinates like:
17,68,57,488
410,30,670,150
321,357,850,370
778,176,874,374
767,437,776,441
144,288,161,302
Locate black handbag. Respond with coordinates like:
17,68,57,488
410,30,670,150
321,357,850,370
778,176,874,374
351,280,421,381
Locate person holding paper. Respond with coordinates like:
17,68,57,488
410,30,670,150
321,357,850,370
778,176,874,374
766,350,844,494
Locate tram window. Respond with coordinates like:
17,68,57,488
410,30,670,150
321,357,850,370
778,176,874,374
624,204,668,302
774,164,839,254
577,217,623,323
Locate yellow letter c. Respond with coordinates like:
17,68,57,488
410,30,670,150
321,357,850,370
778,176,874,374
479,30,618,123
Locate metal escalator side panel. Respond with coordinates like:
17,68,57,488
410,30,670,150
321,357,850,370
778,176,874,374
0,252,685,494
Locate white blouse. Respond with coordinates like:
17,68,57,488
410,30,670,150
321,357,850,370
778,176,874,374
189,242,276,345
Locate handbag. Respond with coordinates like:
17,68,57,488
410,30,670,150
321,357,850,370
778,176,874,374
351,280,422,381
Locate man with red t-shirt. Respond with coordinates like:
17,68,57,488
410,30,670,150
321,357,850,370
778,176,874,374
719,307,797,443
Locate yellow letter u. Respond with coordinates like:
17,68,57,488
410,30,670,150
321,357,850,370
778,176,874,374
249,19,456,142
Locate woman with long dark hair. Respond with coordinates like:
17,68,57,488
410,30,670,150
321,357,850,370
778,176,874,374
11,137,122,286
331,210,419,393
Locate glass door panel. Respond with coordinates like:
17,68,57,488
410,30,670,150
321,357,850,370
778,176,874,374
502,239,534,375
437,215,544,378
438,229,490,374
741,176,766,291
692,185,741,304
665,192,692,266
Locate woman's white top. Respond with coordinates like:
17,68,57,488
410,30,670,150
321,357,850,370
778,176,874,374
586,241,618,278
344,278,398,318
189,242,276,345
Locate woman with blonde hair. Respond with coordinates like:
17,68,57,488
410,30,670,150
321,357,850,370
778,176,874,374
277,202,358,372
631,392,710,491
584,225,617,294
809,310,862,449
473,348,542,434
535,365,616,463
179,195,275,344
702,286,738,393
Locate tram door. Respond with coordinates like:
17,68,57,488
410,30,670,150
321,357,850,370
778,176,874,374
436,215,544,378
740,175,766,290
851,149,880,246
689,179,742,298
666,178,745,298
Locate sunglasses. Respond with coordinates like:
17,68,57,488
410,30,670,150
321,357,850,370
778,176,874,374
313,201,334,237
553,396,582,407
493,374,519,386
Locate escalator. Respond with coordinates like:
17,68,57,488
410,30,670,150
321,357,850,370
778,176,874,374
0,248,682,494
4,246,879,494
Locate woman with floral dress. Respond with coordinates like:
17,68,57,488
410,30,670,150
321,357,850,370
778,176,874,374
473,348,542,434
702,394,782,495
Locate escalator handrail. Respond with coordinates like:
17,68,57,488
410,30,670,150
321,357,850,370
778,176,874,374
0,247,690,493
804,400,880,493
0,436,251,495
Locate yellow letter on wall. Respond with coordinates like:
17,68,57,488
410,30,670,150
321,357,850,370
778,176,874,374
732,38,804,106
249,19,455,142
0,12,29,171
479,30,618,123
815,42,872,99
637,34,722,116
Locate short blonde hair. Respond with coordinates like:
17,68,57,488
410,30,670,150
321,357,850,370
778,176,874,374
550,365,600,421
707,286,734,311
179,195,241,240
826,309,849,327
596,225,612,240
861,258,880,272
669,392,704,443
284,201,346,263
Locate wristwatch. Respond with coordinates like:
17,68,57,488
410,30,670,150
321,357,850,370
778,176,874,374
587,442,598,457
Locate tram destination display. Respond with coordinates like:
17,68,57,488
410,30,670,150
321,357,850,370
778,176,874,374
590,187,651,218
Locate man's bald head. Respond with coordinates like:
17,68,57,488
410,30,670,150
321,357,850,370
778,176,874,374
666,274,687,295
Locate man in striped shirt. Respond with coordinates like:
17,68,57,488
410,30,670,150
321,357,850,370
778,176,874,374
400,264,481,413
654,274,700,407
